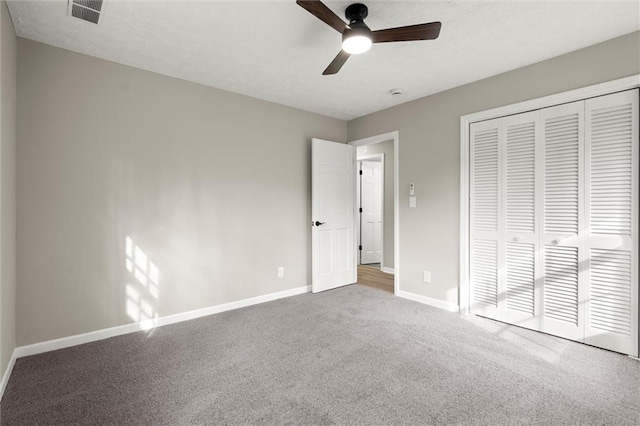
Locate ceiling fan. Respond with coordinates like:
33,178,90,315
297,1,442,75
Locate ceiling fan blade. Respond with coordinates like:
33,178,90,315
371,22,442,43
323,50,351,75
297,0,348,34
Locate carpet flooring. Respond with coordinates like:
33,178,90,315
2,285,639,425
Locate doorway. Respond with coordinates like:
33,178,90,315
311,131,399,295
352,137,396,293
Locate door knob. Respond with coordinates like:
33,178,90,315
551,239,561,245
314,221,326,227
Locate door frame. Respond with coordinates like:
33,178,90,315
460,75,640,316
349,131,399,295
357,154,384,269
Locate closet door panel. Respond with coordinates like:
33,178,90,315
470,118,502,319
505,242,536,322
539,101,585,341
502,112,539,328
584,90,638,356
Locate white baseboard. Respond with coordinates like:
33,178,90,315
397,290,459,313
0,349,17,402
14,285,311,359
381,267,395,275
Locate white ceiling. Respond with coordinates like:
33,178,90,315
7,1,640,120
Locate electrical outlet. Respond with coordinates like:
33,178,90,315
277,267,284,278
423,270,431,283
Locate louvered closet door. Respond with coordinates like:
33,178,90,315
502,112,540,329
584,90,638,356
539,101,586,342
470,118,502,320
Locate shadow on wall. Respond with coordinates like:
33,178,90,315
125,236,160,332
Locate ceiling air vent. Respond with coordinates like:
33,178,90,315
69,0,103,24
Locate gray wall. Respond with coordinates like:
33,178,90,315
0,0,16,377
348,31,640,306
357,140,394,270
13,30,640,347
16,39,347,346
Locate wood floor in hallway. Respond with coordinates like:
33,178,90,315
357,264,394,293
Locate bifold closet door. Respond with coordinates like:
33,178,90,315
470,118,502,320
584,90,638,355
539,100,586,342
469,89,638,356
502,112,539,330
470,112,539,327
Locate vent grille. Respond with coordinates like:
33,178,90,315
69,0,102,24
75,0,102,12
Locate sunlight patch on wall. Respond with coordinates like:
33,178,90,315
125,236,160,330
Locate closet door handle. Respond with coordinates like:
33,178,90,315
551,239,561,245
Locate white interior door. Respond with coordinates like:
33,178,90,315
312,139,357,293
360,160,383,264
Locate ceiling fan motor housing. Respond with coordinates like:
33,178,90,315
345,3,368,22
343,3,371,42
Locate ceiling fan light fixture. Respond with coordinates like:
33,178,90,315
342,34,372,54
342,24,372,54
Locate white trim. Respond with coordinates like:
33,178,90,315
463,75,640,125
381,267,395,275
349,131,399,296
459,74,640,317
397,290,459,313
0,349,17,401
357,153,384,161
14,285,310,359
349,131,398,148
460,116,470,315
357,159,362,265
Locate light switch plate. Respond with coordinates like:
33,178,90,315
409,197,416,208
